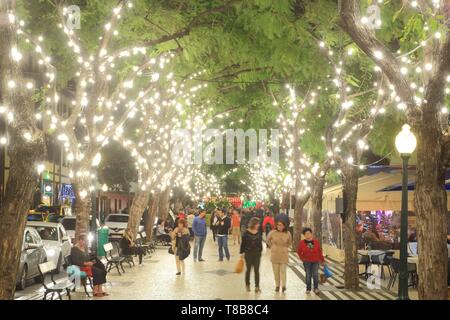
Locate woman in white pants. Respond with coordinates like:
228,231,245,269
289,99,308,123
267,220,292,292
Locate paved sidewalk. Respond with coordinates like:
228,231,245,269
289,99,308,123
17,232,402,300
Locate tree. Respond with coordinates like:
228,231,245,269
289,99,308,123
340,0,449,299
98,141,137,192
0,1,47,299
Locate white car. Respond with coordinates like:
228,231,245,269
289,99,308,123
60,216,100,245
26,221,71,273
105,213,144,239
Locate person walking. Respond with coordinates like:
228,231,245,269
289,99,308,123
210,211,218,242
240,209,250,234
192,211,207,262
171,219,191,275
240,217,263,293
187,211,195,238
297,227,325,294
231,209,241,245
262,212,275,238
214,210,231,261
267,220,292,292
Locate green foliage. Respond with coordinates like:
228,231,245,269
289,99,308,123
97,141,138,192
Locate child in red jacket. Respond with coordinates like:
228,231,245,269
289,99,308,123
297,227,324,294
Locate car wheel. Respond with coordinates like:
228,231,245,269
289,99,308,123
55,254,62,274
17,265,27,290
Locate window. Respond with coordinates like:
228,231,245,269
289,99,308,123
34,226,58,241
106,215,129,223
61,218,76,231
25,231,34,244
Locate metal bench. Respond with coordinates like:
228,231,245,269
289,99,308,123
38,261,75,300
64,255,92,297
136,232,151,256
103,242,126,275
115,241,135,268
141,231,157,252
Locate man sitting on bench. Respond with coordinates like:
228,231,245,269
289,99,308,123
70,234,108,297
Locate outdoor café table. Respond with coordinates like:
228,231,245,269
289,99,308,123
408,256,419,271
358,250,393,262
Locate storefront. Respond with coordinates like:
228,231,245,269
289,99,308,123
318,168,450,259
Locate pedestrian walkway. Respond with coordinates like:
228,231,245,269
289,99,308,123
16,232,398,300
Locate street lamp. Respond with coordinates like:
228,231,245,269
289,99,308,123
395,124,417,300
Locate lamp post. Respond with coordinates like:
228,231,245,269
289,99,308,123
394,124,417,300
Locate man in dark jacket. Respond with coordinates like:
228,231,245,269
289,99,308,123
214,210,231,261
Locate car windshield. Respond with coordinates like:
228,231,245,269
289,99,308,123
34,226,58,241
107,215,128,223
61,219,76,231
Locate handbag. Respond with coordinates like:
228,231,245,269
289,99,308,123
235,257,244,273
168,246,174,255
80,266,93,278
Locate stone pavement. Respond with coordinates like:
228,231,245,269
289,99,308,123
17,232,403,300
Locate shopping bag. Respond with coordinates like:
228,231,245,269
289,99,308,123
323,264,333,278
319,273,327,284
168,246,174,255
235,257,244,273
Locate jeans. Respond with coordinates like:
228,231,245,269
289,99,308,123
303,261,319,290
193,235,206,260
245,252,261,287
217,235,230,260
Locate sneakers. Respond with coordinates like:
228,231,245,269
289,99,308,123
282,287,286,293
275,287,280,292
314,288,320,294
255,287,261,294
198,259,205,262
176,272,181,276
245,285,251,292
306,289,311,294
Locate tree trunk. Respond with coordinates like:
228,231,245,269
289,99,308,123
341,163,359,290
127,190,150,239
157,188,171,220
0,142,44,300
144,192,160,239
0,2,46,299
293,195,309,251
72,177,91,241
310,178,326,244
414,125,448,300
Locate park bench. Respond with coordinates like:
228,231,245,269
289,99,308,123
64,255,92,297
104,242,126,275
136,232,151,256
115,241,135,268
38,260,75,300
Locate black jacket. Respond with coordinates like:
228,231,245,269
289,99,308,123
240,230,263,254
215,216,231,235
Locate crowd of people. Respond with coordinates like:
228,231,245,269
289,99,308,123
166,206,326,295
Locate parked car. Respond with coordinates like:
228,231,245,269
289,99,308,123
104,213,144,240
16,227,47,290
26,221,71,273
60,216,100,246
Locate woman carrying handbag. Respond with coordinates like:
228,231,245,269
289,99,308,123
170,219,191,275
